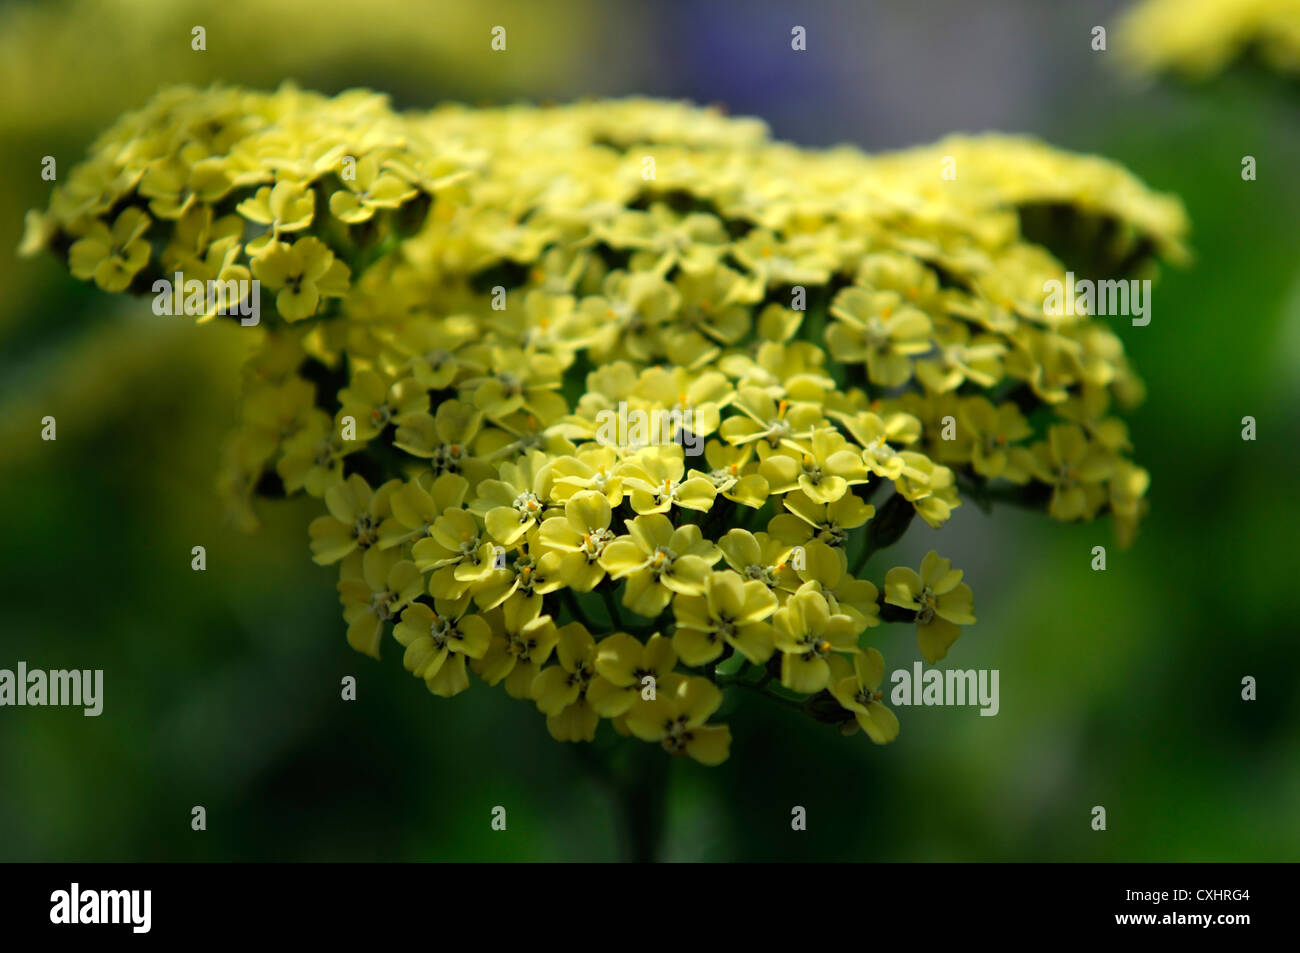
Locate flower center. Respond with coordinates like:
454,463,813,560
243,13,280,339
916,587,937,625
817,523,847,547
863,316,889,347
802,637,832,659
582,528,613,559
514,491,542,520
855,687,883,706
661,714,692,754
313,440,334,468
649,547,676,578
371,590,396,620
429,615,456,647
354,514,379,549
765,417,792,445
801,453,822,482
434,442,465,474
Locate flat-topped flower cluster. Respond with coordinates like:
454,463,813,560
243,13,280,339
25,85,1186,764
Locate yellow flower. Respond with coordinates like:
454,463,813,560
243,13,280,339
1024,423,1117,521
732,228,835,289
625,674,732,765
701,441,769,508
471,450,555,547
758,427,869,504
67,207,152,291
391,400,492,483
337,546,423,659
1119,0,1300,81
237,181,315,253
772,583,861,693
589,633,678,718
834,409,922,482
338,370,428,443
277,409,350,497
673,570,777,666
466,345,566,422
914,320,1005,393
717,528,800,594
959,397,1032,481
473,601,559,699
768,489,875,549
828,286,932,387
884,551,975,663
471,530,565,616
251,237,350,322
829,649,900,744
547,445,625,506
662,265,753,365
600,514,721,617
531,622,601,741
380,472,469,549
1109,460,1151,549
412,506,498,601
328,155,418,223
139,154,233,220
393,598,491,697
793,541,880,631
309,475,400,565
719,388,820,449
620,445,716,515
538,490,616,591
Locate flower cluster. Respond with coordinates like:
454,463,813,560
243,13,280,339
25,85,1187,764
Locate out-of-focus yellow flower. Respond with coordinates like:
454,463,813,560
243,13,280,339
67,207,152,291
252,237,350,322
1119,0,1300,81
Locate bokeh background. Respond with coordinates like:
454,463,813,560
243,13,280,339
2,0,1297,861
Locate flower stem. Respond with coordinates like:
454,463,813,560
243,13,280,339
600,584,624,630
613,741,670,863
561,588,594,629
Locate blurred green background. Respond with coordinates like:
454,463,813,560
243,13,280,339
1,0,1297,861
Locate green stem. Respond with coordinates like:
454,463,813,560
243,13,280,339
613,742,670,863
600,584,625,630
561,589,593,628
850,491,915,576
566,737,670,862
725,677,807,713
